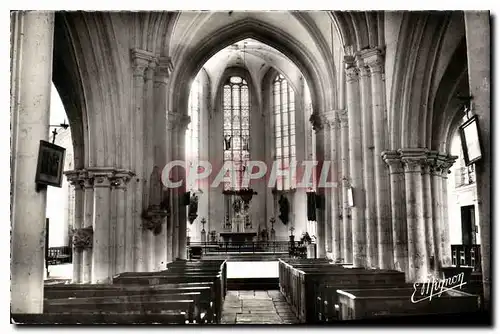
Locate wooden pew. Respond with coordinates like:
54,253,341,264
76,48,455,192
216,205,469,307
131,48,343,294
336,287,479,320
112,273,223,322
44,292,209,323
278,259,407,323
44,283,219,323
12,313,189,324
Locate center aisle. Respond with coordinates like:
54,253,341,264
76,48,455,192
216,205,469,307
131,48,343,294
221,290,300,324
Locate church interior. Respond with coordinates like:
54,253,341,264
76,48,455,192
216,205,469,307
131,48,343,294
10,10,491,324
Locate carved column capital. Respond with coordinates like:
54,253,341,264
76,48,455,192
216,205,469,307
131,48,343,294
144,60,157,81
439,155,458,178
142,208,169,235
154,56,174,84
72,227,94,250
131,48,154,78
309,112,325,132
111,170,135,189
345,65,360,83
176,114,191,131
398,148,429,173
65,169,85,189
88,168,116,188
337,109,349,128
382,150,404,174
359,48,385,74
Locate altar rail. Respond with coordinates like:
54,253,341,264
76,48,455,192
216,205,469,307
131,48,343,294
451,244,481,272
189,241,293,255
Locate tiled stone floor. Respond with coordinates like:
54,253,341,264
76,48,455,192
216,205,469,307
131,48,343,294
221,290,300,324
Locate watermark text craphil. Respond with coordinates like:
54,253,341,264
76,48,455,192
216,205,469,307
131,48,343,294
160,160,339,189
411,272,467,303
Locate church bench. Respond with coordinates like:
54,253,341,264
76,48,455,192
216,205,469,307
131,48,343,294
296,269,406,323
44,298,198,323
44,283,221,323
44,291,214,323
11,313,189,324
278,261,407,323
336,287,480,321
112,274,223,321
316,283,414,323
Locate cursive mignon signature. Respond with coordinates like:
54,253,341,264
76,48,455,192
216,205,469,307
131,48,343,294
411,272,467,303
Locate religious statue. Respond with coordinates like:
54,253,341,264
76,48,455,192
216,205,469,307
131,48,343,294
224,135,232,150
232,198,242,214
148,166,163,209
188,193,199,224
278,195,290,225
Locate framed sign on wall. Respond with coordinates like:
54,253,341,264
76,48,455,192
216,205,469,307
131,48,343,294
35,140,66,188
459,115,483,166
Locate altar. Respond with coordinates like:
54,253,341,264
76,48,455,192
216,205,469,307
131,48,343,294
220,232,257,243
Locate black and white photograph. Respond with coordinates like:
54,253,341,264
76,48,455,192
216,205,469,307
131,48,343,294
7,4,493,328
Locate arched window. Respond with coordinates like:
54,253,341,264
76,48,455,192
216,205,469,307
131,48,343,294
273,74,296,191
186,74,201,191
223,76,250,191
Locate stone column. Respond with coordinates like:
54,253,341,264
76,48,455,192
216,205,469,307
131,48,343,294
321,115,332,255
440,155,457,267
131,49,151,272
90,170,114,283
310,113,326,258
112,171,134,275
171,117,180,260
422,153,436,274
357,57,377,268
365,49,393,269
464,11,491,310
166,113,176,263
345,58,366,267
430,154,444,271
82,175,94,283
382,151,408,275
144,61,156,272
338,110,352,264
10,10,54,314
326,112,341,261
154,58,172,269
177,115,190,260
400,148,428,282
65,171,85,283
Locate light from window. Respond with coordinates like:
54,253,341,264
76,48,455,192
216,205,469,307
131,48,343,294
223,76,250,191
186,74,201,191
273,74,296,191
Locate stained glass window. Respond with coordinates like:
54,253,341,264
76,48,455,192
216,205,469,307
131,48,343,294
223,76,250,191
273,74,296,190
186,73,201,191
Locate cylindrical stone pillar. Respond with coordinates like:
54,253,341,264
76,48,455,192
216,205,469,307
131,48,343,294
82,177,94,283
113,172,132,275
329,115,341,261
311,114,326,258
400,149,428,282
383,151,408,275
430,159,444,271
322,119,332,254
345,60,366,267
91,172,113,283
66,171,84,283
10,10,54,314
177,115,190,260
154,58,171,269
440,156,457,267
357,59,377,268
338,110,352,264
422,158,435,275
366,50,393,269
131,49,150,272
